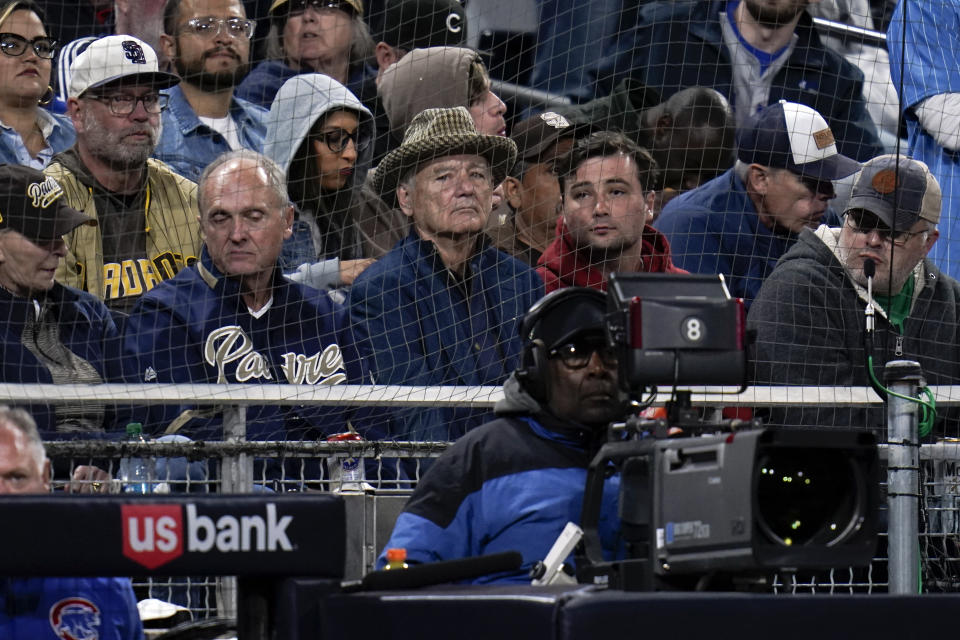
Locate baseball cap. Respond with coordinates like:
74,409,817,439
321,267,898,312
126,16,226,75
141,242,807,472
521,288,608,351
510,111,578,163
379,0,466,52
68,35,179,98
736,100,861,181
844,154,941,230
269,0,363,17
0,165,95,242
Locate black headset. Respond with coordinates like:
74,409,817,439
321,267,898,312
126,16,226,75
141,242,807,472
515,287,607,402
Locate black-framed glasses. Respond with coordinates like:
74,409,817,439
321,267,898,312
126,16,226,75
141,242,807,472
86,92,169,115
845,210,928,246
288,0,355,16
319,128,368,154
548,340,619,370
0,33,57,59
181,16,256,39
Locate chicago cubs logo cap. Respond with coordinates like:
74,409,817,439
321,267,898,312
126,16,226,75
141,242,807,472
0,165,94,242
379,0,467,52
845,154,941,230
68,35,179,98
736,100,861,181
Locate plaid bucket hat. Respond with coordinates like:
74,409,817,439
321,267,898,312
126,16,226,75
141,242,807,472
371,106,517,201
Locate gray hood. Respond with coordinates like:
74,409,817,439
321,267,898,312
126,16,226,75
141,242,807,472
378,46,478,141
263,73,374,182
494,372,543,416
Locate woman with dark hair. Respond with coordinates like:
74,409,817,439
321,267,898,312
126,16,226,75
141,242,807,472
264,73,405,287
0,0,73,168
236,0,375,109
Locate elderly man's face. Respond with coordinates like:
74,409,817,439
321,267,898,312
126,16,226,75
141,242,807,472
200,158,293,278
562,153,655,257
0,231,66,296
283,5,352,71
837,209,938,295
398,154,494,239
0,422,49,494
752,166,833,234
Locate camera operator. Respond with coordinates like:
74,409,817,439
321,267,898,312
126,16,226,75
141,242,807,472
376,287,625,582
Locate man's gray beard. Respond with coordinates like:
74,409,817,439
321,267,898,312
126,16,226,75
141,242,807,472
177,58,249,93
81,110,161,172
742,0,808,28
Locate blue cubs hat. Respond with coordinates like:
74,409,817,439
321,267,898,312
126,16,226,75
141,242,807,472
737,100,861,181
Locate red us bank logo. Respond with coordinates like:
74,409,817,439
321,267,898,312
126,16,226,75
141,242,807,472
122,504,183,569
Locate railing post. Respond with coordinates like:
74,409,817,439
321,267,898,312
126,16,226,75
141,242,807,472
884,360,923,594
219,405,251,620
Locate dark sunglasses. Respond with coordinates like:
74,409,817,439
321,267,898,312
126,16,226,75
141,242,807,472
318,127,368,154
845,210,928,246
548,339,618,370
287,0,355,16
0,33,57,59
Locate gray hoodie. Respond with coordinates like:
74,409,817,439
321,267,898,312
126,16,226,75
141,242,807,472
264,73,381,289
378,46,478,141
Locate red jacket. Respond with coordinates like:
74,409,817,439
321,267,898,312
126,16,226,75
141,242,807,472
536,219,686,292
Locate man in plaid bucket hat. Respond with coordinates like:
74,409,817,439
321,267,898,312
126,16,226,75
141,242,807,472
351,107,543,442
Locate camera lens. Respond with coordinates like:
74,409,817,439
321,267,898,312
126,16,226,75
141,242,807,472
755,447,865,547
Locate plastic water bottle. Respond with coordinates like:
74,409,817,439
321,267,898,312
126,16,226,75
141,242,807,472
326,432,374,493
119,422,154,494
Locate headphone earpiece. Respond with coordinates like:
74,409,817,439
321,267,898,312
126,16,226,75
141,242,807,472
517,338,548,402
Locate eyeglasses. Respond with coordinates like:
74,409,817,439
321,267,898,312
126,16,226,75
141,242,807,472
181,16,256,39
319,128,368,154
548,340,619,370
845,212,928,246
287,0,355,16
0,33,57,59
85,92,169,115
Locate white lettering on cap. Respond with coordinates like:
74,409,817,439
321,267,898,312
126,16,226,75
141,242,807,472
782,102,837,166
446,13,462,33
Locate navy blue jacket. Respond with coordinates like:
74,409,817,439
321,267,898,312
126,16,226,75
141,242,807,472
0,284,125,434
378,376,622,583
122,247,380,442
654,169,798,308
595,0,883,161
349,231,543,441
0,577,141,640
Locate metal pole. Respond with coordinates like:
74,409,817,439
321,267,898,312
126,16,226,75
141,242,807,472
884,360,924,594
219,405,250,620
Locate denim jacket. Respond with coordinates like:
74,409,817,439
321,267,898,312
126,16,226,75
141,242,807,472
0,109,75,169
154,84,268,182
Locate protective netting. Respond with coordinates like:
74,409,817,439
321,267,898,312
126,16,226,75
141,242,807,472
2,0,960,622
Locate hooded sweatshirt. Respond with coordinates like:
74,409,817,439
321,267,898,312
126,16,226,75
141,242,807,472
264,74,375,259
537,218,685,292
378,46,478,141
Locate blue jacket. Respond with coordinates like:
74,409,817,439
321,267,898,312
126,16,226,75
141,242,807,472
378,375,622,583
596,0,883,162
0,110,75,169
154,84,269,182
0,283,125,434
122,247,379,442
235,59,378,111
0,577,141,640
349,231,543,441
654,169,797,308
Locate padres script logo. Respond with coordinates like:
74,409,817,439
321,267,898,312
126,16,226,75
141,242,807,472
27,176,63,209
204,325,347,385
